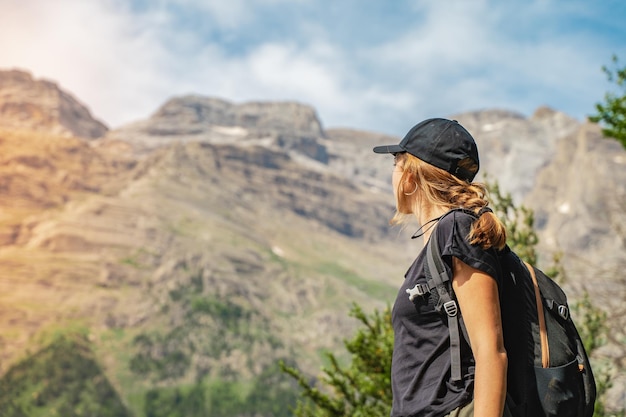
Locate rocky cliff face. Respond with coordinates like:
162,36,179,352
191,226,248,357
0,69,108,138
451,107,580,202
151,96,324,134
106,95,327,161
523,120,626,404
527,123,626,354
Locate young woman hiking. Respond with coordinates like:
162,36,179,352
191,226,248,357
373,118,512,417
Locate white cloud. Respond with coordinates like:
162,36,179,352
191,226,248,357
247,43,346,106
0,0,622,135
0,0,176,125
358,0,616,124
0,0,341,128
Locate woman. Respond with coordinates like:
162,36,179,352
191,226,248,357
373,118,510,417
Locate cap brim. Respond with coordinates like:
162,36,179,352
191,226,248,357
373,144,404,154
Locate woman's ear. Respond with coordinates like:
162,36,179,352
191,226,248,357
402,179,418,196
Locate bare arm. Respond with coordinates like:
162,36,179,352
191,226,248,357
452,257,507,417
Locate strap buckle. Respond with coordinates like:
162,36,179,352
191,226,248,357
546,299,570,320
443,300,458,317
406,283,429,301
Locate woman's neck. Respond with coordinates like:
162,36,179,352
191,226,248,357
415,205,449,243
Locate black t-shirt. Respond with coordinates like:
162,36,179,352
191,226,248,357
391,210,502,417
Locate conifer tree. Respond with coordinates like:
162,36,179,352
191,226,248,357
280,305,393,417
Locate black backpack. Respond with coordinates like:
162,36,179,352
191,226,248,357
421,209,596,417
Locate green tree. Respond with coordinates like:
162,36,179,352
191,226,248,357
280,305,393,417
282,180,622,417
590,54,626,149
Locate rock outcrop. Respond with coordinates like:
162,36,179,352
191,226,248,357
451,107,580,202
105,95,327,161
0,69,108,138
526,121,626,289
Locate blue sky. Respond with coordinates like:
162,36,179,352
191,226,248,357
1,0,625,136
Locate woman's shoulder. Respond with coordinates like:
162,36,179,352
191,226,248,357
435,209,478,249
437,209,502,278
438,208,477,230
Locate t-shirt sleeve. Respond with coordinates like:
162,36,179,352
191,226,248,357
436,210,501,284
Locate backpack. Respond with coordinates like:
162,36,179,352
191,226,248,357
420,209,596,417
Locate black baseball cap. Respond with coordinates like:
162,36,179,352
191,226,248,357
373,118,479,181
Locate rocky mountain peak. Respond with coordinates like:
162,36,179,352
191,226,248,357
531,105,560,119
132,95,324,136
105,95,328,161
0,69,108,139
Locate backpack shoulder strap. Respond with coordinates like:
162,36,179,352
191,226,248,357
415,208,479,382
425,225,466,383
524,261,550,368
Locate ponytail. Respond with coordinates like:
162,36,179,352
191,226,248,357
468,208,507,251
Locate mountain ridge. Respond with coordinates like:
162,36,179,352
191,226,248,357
0,69,108,138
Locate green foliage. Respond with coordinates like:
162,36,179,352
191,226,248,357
129,332,190,380
280,303,393,417
573,293,626,417
124,268,297,414
590,55,626,149
486,180,539,265
486,180,566,282
144,384,207,417
142,363,300,417
246,362,303,416
189,295,250,324
0,332,131,417
0,327,299,417
574,292,608,355
592,372,624,417
129,288,278,383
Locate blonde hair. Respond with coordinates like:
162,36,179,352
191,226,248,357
392,153,506,250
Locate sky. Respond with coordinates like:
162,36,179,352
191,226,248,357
1,0,625,137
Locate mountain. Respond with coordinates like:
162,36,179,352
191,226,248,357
0,69,108,138
0,73,414,415
0,69,624,414
105,95,327,159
